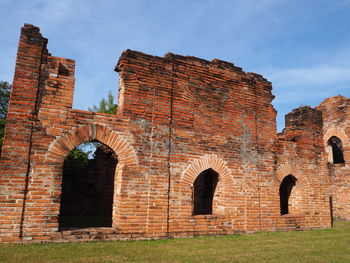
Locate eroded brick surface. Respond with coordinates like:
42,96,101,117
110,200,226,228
316,96,350,221
0,24,344,243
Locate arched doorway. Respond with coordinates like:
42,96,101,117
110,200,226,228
193,168,219,215
59,141,117,229
279,174,297,215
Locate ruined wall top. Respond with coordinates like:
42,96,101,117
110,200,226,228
116,49,271,84
115,48,276,135
20,24,48,47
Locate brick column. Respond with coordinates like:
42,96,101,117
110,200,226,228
0,24,48,242
284,107,331,229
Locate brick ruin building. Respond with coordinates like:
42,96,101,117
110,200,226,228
0,24,349,243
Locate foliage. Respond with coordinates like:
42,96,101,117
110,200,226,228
88,91,117,114
0,119,5,151
0,220,349,262
0,81,10,119
0,81,11,153
63,147,89,170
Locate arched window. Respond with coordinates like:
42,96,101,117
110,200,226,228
327,136,345,164
59,141,117,229
193,168,219,215
279,174,297,215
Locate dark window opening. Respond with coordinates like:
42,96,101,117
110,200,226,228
279,174,297,215
59,142,117,229
328,136,345,164
193,168,219,215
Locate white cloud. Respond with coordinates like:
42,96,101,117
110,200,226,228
268,65,350,87
1,0,350,119
261,63,350,131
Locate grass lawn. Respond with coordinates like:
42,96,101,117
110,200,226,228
0,220,349,263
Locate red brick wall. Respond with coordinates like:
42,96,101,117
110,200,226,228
274,107,331,229
316,96,350,221
0,24,49,242
0,24,332,243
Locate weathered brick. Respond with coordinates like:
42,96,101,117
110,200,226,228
1,24,347,243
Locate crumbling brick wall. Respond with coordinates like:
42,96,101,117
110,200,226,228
316,96,350,221
0,24,333,243
274,107,331,229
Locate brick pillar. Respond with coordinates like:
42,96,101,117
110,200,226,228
0,24,48,242
285,106,323,145
284,106,326,164
284,106,331,228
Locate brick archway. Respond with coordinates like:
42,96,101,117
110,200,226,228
276,162,307,216
181,154,233,188
46,124,138,166
323,127,349,148
276,162,306,184
45,124,138,230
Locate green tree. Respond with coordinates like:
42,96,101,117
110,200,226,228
0,81,11,153
87,91,117,155
88,91,117,114
64,147,89,170
0,81,10,119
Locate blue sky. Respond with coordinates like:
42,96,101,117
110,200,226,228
1,0,350,131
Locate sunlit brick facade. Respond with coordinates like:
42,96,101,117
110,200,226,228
1,24,347,243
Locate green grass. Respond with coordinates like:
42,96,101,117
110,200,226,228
1,221,349,263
